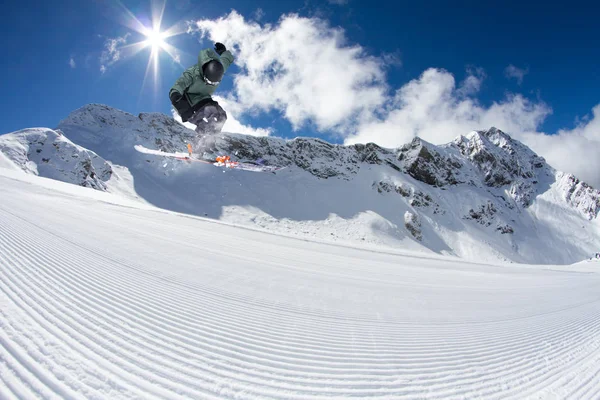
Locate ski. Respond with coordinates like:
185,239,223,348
134,145,286,173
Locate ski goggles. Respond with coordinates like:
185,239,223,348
203,76,220,86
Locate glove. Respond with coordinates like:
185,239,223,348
170,91,194,122
214,42,226,55
170,91,182,105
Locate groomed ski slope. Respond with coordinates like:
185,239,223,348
1,168,600,399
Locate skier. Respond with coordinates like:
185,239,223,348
169,42,234,138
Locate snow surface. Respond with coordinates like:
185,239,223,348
2,165,600,399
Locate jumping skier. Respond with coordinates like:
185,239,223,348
169,42,234,137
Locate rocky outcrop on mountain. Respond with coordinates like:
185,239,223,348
464,201,497,226
404,211,422,241
0,128,112,190
451,127,550,207
456,199,515,235
373,180,409,196
557,173,600,220
373,179,443,214
205,134,413,180
396,138,464,187
213,135,364,179
454,128,542,185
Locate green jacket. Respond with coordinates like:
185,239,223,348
170,48,234,107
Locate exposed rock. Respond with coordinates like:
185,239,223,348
397,138,463,187
410,191,434,208
464,201,498,227
404,211,422,241
557,173,600,220
496,224,515,234
452,127,548,207
372,180,411,197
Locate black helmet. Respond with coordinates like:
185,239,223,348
202,60,224,85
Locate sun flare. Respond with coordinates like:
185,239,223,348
109,0,187,95
143,28,167,52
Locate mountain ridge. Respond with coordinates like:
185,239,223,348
1,103,598,264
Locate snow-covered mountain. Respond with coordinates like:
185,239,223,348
0,128,112,190
1,103,599,264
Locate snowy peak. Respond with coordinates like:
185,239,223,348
57,104,197,157
0,128,112,190
449,127,552,208
453,127,549,186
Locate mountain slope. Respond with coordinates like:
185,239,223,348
1,103,599,264
2,167,600,399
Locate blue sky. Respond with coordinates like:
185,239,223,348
1,0,599,184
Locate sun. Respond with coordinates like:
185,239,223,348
109,0,188,95
143,28,167,52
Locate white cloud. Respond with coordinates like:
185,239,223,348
345,67,600,188
344,67,548,148
253,8,265,21
457,67,486,96
190,11,387,133
505,64,529,85
69,57,76,69
99,33,130,74
382,51,402,68
328,0,349,4
522,105,600,188
189,11,599,188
